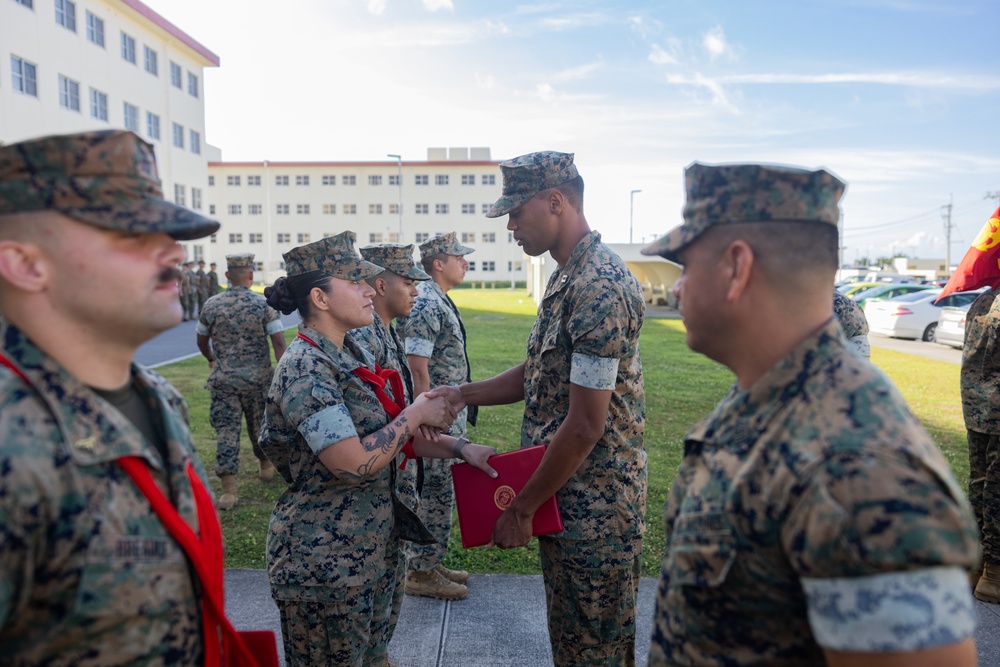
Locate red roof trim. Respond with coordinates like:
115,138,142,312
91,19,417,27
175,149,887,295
119,0,220,67
208,161,500,168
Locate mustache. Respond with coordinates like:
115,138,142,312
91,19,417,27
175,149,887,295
159,267,182,284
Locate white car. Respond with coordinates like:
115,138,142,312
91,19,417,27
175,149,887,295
864,289,983,342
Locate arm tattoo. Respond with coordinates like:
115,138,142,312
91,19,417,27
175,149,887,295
359,416,412,456
334,453,380,483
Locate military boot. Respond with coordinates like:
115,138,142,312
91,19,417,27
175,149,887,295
405,568,468,600
435,564,470,585
975,563,1000,604
218,474,238,510
258,458,276,483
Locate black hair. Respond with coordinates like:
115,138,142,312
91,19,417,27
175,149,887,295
421,253,446,274
553,175,584,212
264,270,331,317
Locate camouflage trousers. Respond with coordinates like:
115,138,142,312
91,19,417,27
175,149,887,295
209,386,267,476
538,535,642,667
274,540,403,667
182,294,196,320
968,430,1000,564
407,455,456,570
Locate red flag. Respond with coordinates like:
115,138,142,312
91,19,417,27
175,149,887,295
936,205,1000,301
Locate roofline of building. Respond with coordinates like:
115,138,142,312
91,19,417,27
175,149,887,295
208,161,501,168
118,0,220,67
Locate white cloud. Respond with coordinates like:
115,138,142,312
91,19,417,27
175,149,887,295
422,0,454,11
649,43,678,65
718,71,1000,91
366,0,386,15
703,25,730,60
665,73,742,114
552,61,602,83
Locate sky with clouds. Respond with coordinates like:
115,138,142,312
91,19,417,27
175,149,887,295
144,0,1000,265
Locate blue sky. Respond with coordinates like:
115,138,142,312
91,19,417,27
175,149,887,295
146,0,1000,265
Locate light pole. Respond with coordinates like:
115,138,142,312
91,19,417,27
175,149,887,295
629,189,642,244
387,154,403,242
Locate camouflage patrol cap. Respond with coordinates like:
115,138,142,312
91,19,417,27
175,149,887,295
226,253,254,270
360,244,431,281
418,232,475,260
486,151,579,218
642,162,846,263
0,130,219,240
282,231,383,280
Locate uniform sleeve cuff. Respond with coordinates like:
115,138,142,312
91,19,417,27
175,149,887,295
404,337,434,358
569,353,618,390
195,322,209,336
299,404,358,455
265,320,284,335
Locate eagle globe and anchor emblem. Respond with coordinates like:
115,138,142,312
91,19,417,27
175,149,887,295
494,485,516,510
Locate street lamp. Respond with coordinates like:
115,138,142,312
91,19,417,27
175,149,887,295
387,154,403,242
629,189,642,244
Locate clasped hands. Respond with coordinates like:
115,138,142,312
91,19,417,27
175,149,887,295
411,385,497,479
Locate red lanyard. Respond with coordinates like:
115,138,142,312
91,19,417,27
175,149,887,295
0,353,259,667
297,332,415,465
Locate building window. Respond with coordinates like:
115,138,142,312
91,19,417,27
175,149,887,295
172,123,184,149
86,11,103,46
483,203,491,215
322,175,335,186
170,61,181,88
322,204,336,215
295,175,309,186
343,204,357,214
209,205,216,215
208,175,215,186
461,203,475,214
121,32,136,64
435,203,449,214
55,0,76,31
146,111,160,139
276,204,289,214
228,233,242,243
482,174,496,185
389,203,399,215
415,233,429,243
461,174,474,185
435,175,449,186
462,232,475,243
483,261,495,271
297,233,311,243
210,233,217,243
189,130,201,155
143,46,157,75
247,175,261,186
123,102,139,132
467,261,476,272
249,233,262,243
187,72,198,97
174,184,185,206
227,175,240,186
89,88,107,120
191,188,202,210
228,204,241,215
389,174,400,186
275,175,289,186
11,56,38,97
369,233,384,243
58,75,80,111
415,204,428,214
508,261,523,272
277,233,290,243
482,232,496,243
388,232,401,242
248,204,262,215
369,204,382,215
296,204,310,214
368,175,382,186
415,174,428,186
508,232,514,243
343,175,356,185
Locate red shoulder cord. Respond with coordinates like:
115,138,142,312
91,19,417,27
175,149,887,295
0,353,258,667
297,332,416,467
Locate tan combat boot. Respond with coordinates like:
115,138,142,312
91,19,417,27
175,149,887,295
974,563,1000,604
405,568,468,600
435,564,470,585
218,474,239,510
258,458,276,483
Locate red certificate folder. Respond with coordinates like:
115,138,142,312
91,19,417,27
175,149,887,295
451,444,564,549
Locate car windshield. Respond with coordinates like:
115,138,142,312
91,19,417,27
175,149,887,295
891,290,942,303
852,286,889,300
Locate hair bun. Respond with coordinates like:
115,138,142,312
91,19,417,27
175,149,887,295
264,277,297,315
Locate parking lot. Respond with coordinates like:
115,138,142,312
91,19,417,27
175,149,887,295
869,332,962,364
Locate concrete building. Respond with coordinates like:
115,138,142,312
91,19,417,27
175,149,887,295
1,0,218,260
204,148,526,286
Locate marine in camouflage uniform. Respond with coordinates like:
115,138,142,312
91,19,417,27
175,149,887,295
208,262,221,295
196,260,210,314
961,287,1000,602
402,232,476,588
179,261,194,320
832,287,870,357
197,252,287,510
0,130,225,664
455,152,647,666
641,162,980,665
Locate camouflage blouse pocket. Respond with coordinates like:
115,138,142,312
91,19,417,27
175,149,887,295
666,511,736,588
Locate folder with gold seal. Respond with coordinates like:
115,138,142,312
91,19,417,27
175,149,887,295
451,444,564,549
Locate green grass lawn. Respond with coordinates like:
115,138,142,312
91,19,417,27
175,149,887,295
157,289,970,577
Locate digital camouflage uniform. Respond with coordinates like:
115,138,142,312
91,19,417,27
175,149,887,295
962,287,1000,566
197,254,283,476
832,287,870,357
195,265,209,314
402,234,475,572
207,267,221,296
179,266,194,320
260,233,414,667
523,231,647,667
641,162,980,665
